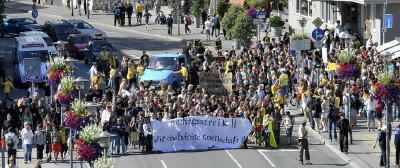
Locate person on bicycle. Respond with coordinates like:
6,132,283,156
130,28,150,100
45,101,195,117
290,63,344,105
136,1,144,24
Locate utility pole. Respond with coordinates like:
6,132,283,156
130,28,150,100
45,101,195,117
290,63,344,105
71,0,74,16
177,1,181,36
382,0,387,44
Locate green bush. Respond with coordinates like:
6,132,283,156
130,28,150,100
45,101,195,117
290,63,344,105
191,0,205,16
217,0,230,18
353,41,362,49
291,33,307,40
222,4,245,39
231,13,256,48
268,16,284,27
247,0,269,8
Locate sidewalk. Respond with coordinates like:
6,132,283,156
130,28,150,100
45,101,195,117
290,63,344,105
308,115,399,168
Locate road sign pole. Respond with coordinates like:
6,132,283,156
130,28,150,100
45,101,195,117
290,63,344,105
257,23,260,41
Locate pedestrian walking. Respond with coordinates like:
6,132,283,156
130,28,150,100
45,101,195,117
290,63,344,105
166,14,173,35
373,125,388,167
282,111,294,145
21,122,34,164
2,77,15,103
211,15,219,37
328,104,338,142
136,1,144,24
394,124,400,166
127,2,133,26
51,125,62,163
184,15,191,34
364,93,376,131
5,127,18,163
34,124,46,162
337,114,350,154
111,117,127,155
120,2,126,26
298,120,312,165
143,9,152,31
77,0,82,16
114,5,122,26
204,18,211,41
201,10,207,34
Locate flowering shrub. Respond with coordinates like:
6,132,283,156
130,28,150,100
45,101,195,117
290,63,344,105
64,112,89,130
47,69,64,85
76,143,103,162
94,157,115,168
80,124,103,144
374,82,400,101
337,63,360,79
378,73,393,86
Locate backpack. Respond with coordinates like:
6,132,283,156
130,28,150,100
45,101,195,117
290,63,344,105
52,132,61,144
115,8,121,16
5,134,14,149
167,17,173,25
186,17,192,25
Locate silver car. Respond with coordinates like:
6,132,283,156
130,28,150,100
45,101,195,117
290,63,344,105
67,19,107,40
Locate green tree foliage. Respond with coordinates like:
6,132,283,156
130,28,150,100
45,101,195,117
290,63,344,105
216,0,230,18
231,13,256,48
221,4,245,39
191,0,205,16
246,0,268,8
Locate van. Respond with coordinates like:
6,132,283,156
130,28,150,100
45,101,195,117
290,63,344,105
19,31,57,56
13,36,49,85
139,54,188,88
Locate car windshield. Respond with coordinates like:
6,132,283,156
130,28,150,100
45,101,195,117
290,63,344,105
72,36,90,44
55,25,78,34
147,57,176,70
42,37,53,46
19,50,48,62
74,22,94,29
92,43,113,52
16,18,36,25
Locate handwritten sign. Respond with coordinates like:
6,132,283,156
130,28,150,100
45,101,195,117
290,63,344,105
328,63,338,71
198,72,232,96
152,116,252,152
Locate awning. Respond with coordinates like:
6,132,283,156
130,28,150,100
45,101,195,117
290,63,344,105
376,38,400,60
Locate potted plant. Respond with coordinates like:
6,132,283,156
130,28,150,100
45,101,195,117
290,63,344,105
290,32,311,51
268,16,284,37
231,13,256,49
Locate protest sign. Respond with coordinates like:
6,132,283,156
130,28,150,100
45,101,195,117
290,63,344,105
152,116,252,152
101,110,111,123
328,63,338,71
198,72,232,96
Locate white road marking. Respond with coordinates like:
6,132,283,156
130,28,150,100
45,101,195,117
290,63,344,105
160,160,168,168
257,150,276,167
225,150,243,168
258,149,314,152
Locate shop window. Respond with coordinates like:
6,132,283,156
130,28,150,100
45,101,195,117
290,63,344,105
296,0,312,17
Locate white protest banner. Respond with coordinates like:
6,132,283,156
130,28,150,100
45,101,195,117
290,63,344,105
101,110,111,123
198,72,232,96
152,116,252,152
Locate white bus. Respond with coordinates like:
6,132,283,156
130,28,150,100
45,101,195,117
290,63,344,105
19,31,57,56
13,36,49,85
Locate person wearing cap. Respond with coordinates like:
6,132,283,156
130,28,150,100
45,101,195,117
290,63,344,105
373,125,388,167
298,120,311,165
21,122,34,164
337,113,350,153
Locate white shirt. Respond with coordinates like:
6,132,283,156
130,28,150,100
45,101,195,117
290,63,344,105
20,128,34,145
204,20,212,31
89,66,98,79
143,123,152,136
298,125,308,139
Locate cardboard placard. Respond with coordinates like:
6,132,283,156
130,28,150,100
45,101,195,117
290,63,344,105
198,72,232,96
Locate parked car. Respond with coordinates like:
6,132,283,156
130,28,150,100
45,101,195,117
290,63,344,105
66,19,107,40
0,18,42,37
19,31,57,56
85,41,117,64
65,34,91,59
42,20,80,42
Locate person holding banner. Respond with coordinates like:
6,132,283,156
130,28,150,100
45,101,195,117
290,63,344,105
143,117,153,152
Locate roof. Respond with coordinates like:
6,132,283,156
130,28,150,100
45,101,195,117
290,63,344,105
19,31,49,37
15,36,46,43
152,53,185,58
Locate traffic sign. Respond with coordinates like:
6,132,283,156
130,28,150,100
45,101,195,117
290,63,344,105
385,14,393,29
257,11,267,19
32,9,38,19
312,17,323,28
312,28,324,41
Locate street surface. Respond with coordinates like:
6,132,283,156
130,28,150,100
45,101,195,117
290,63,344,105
2,1,352,168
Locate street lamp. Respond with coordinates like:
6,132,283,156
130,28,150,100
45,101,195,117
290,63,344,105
382,51,392,168
96,131,116,158
71,0,74,16
344,34,352,52
55,41,68,57
177,0,185,36
73,76,89,100
63,57,78,76
82,102,102,116
298,17,307,33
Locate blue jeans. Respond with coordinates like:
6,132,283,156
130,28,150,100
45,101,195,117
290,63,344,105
23,144,32,162
393,102,400,120
167,25,172,35
286,127,293,145
112,136,126,154
329,119,337,140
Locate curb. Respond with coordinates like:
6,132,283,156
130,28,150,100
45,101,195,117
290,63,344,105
307,126,365,168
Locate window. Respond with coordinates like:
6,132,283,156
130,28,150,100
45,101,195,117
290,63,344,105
296,0,312,17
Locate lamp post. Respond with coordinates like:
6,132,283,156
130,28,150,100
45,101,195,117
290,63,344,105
73,76,89,100
82,102,102,116
63,57,78,76
177,0,185,36
382,51,392,168
71,0,74,16
55,41,68,58
344,34,352,52
297,17,307,33
96,131,116,158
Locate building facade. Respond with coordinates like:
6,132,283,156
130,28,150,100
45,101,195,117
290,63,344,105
288,0,400,45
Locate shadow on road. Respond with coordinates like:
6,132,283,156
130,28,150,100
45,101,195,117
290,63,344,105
5,1,48,14
107,36,185,53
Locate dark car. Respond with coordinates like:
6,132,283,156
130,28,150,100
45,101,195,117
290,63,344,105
42,20,80,42
85,41,117,64
0,18,42,37
65,34,91,59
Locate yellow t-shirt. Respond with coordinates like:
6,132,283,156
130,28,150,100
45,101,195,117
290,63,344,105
178,67,188,77
109,68,117,78
92,76,103,86
136,65,144,75
334,97,340,108
3,81,13,93
136,3,144,13
127,65,136,80
279,73,289,87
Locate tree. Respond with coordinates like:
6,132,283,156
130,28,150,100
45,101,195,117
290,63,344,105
0,0,5,22
246,0,269,8
216,0,230,18
191,0,205,16
231,13,256,48
221,4,245,39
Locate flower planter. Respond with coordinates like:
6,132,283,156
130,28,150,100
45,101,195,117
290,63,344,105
270,26,282,37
